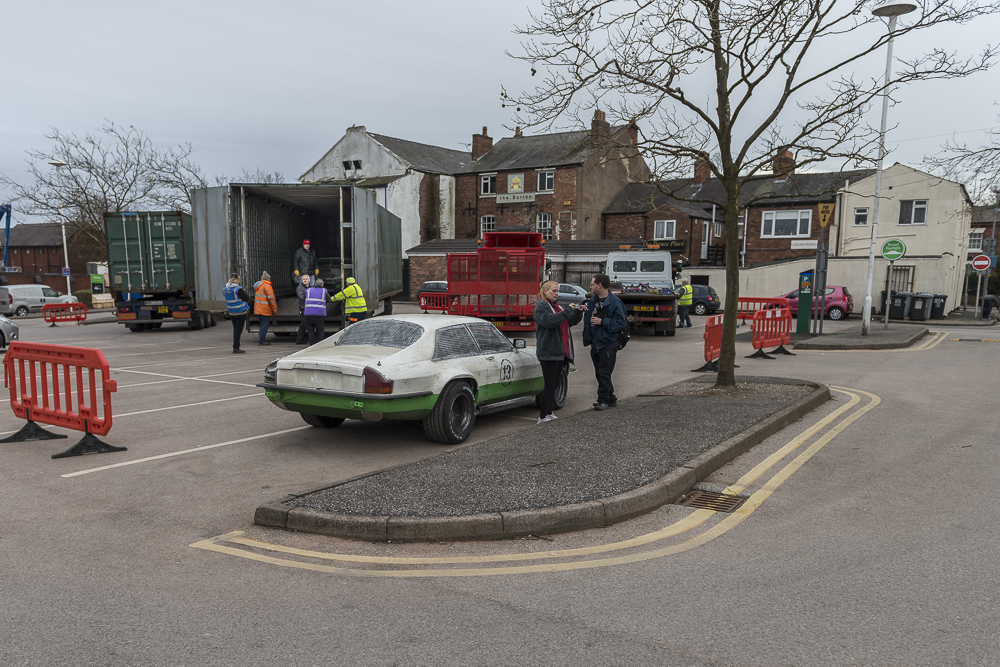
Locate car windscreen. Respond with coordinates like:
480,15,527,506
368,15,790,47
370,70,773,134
336,319,424,348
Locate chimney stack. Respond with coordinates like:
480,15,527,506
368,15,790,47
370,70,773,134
472,126,493,161
514,126,522,137
693,153,712,184
591,109,610,146
773,148,795,178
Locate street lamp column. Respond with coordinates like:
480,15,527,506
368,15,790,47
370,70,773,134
48,159,72,296
862,3,916,336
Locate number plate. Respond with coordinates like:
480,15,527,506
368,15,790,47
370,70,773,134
158,306,168,314
492,321,505,328
633,305,654,312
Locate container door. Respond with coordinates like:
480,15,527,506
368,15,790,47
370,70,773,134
351,187,379,310
191,187,232,312
105,212,147,292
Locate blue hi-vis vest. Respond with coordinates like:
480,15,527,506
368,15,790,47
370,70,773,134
223,283,249,314
304,286,328,316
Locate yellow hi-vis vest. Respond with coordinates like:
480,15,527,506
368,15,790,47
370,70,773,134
334,283,367,313
678,284,694,306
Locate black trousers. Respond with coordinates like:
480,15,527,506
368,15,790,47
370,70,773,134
231,314,246,350
538,359,565,418
590,345,618,404
303,315,325,345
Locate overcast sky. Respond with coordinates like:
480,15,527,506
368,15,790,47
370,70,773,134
3,1,999,226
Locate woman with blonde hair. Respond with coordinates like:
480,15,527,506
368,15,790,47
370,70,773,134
532,280,584,424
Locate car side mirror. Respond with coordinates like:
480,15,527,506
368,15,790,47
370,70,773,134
513,339,527,349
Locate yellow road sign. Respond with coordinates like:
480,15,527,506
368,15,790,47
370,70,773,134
818,203,834,228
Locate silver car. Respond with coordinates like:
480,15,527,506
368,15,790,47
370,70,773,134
557,283,588,308
0,314,19,348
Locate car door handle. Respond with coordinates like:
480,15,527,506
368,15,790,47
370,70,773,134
485,356,495,361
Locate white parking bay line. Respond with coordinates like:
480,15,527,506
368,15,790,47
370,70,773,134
114,393,264,418
62,426,312,478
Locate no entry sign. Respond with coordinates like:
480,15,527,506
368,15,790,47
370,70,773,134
972,254,991,271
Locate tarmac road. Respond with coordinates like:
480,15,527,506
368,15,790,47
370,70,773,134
1,308,996,666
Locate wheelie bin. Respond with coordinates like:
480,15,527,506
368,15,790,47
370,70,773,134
930,294,948,320
880,290,896,315
909,293,933,321
889,292,912,320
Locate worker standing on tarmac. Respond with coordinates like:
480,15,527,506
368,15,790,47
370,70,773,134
253,271,278,346
333,277,367,323
677,278,694,328
302,278,332,345
293,239,318,285
223,273,251,354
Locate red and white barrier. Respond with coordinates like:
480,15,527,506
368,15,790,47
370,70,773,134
693,314,725,372
747,308,796,359
42,303,88,327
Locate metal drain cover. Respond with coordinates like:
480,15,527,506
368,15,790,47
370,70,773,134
677,490,747,512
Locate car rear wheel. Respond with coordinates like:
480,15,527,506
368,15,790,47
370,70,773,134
827,307,846,321
693,303,708,316
300,413,345,428
423,381,476,444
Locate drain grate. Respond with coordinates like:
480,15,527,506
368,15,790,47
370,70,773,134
677,490,747,512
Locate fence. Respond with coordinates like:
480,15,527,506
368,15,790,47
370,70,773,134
692,314,725,372
737,297,789,324
419,293,449,312
0,341,125,458
747,308,796,360
42,303,88,327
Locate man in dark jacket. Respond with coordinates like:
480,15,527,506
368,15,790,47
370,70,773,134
293,239,317,285
582,274,627,410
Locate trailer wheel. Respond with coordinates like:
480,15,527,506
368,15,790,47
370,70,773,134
209,313,217,327
422,381,476,444
189,311,204,330
665,328,676,337
126,324,142,332
382,297,393,316
300,413,345,428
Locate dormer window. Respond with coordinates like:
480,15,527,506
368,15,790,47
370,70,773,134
353,160,362,170
342,161,352,171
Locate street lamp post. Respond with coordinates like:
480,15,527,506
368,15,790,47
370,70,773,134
48,159,72,296
861,2,916,336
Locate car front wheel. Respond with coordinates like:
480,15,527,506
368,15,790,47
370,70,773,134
423,381,476,444
693,302,707,316
827,307,846,321
14,306,28,317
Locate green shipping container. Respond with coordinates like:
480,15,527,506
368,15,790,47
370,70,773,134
104,211,195,294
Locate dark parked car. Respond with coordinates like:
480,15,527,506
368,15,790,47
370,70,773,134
416,281,448,311
690,284,721,315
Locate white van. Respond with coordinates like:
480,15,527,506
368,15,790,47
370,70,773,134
0,285,79,317
604,251,675,292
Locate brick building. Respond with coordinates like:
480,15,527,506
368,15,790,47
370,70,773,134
0,223,90,293
454,110,649,241
603,151,872,268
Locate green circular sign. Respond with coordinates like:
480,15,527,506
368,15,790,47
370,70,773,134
881,239,906,261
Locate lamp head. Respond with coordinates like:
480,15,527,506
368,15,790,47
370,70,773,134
48,159,67,168
873,3,916,17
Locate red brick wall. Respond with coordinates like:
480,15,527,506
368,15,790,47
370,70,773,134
603,204,705,264
406,255,448,301
742,203,828,265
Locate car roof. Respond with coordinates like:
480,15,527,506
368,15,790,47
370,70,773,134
359,314,493,331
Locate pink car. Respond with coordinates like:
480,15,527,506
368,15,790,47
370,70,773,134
779,286,854,320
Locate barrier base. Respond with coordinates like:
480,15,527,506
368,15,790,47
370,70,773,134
49,322,59,328
51,433,127,459
770,345,796,356
692,360,718,373
746,348,776,360
0,420,69,443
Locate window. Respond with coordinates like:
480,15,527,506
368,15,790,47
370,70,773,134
537,171,554,192
12,248,16,255
342,160,352,171
653,220,675,240
338,319,424,348
467,322,513,354
898,200,927,225
969,230,984,251
761,210,811,238
434,324,482,360
640,261,665,272
854,207,869,226
480,215,495,236
612,260,637,272
480,174,496,195
536,212,552,240
51,248,58,254
738,214,745,239
714,222,722,237
352,160,362,170
42,287,60,297
38,248,45,255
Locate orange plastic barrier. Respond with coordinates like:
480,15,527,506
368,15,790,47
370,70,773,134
747,308,796,359
42,303,88,327
692,314,725,372
0,341,126,458
737,297,789,324
419,293,449,312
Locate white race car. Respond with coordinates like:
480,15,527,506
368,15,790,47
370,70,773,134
259,315,567,443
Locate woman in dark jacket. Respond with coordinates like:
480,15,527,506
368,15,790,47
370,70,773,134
533,280,584,424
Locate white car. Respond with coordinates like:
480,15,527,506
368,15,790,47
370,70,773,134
259,314,567,444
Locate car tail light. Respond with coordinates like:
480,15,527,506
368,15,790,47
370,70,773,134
363,366,393,394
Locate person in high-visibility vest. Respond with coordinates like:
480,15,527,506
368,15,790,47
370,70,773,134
302,278,334,345
222,273,251,353
333,277,368,323
253,271,278,346
677,278,694,328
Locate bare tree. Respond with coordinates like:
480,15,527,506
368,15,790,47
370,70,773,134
506,0,997,385
926,113,1000,202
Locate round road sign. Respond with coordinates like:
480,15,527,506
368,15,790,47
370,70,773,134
881,239,906,261
972,254,991,271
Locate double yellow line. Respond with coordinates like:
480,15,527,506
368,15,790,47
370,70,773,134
191,387,880,577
